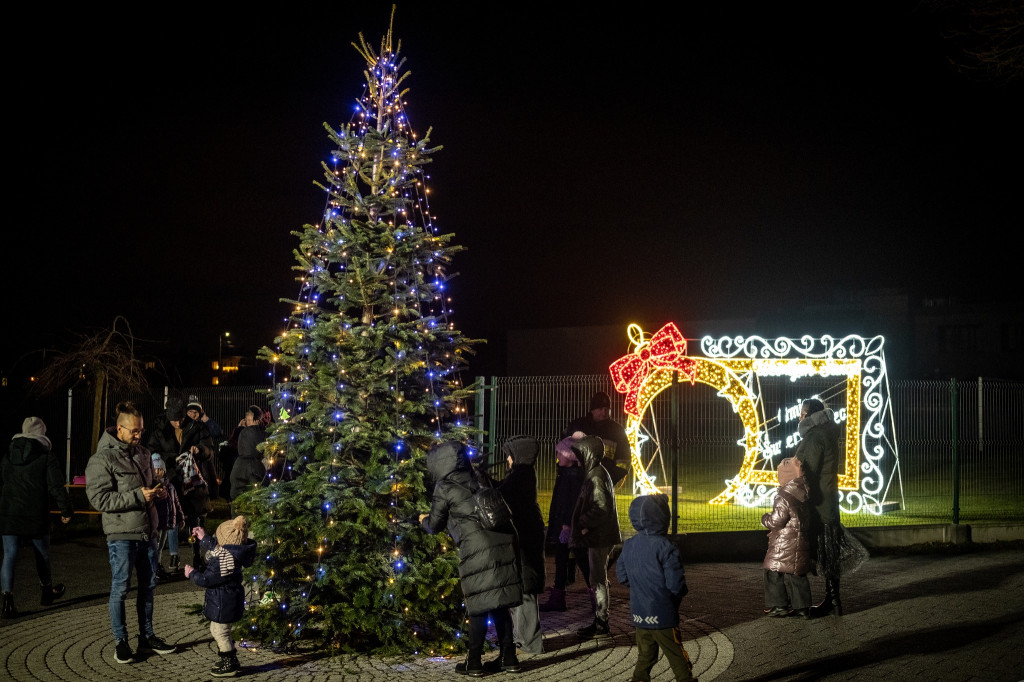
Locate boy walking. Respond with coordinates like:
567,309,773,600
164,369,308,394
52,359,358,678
616,494,693,682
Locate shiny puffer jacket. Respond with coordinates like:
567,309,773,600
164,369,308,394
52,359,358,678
422,442,523,616
569,436,622,549
761,477,813,575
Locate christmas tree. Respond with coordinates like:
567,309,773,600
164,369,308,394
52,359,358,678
235,17,478,655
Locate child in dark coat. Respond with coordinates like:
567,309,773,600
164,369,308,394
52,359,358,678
616,494,693,682
151,454,185,578
761,456,814,618
185,515,256,678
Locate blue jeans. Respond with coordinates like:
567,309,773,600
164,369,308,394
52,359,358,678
107,539,158,641
1,535,52,593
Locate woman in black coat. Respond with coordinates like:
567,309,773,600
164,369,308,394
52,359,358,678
1,418,73,617
497,435,545,654
228,406,267,502
420,442,523,676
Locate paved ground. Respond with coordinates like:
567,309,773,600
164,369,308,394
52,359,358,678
2,533,1022,681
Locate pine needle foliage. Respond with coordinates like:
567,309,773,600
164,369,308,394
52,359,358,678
235,15,479,656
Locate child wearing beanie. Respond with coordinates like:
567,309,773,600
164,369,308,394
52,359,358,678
185,516,255,677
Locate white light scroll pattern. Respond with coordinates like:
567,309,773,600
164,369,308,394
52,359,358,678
700,335,893,514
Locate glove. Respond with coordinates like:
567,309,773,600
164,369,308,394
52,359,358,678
558,525,571,544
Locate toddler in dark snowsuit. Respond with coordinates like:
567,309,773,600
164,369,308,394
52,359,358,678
761,456,813,618
616,494,693,681
185,515,256,678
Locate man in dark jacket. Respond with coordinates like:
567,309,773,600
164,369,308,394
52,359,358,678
616,494,692,681
420,442,523,676
1,417,74,618
86,401,177,664
498,435,545,654
562,391,631,482
569,435,622,639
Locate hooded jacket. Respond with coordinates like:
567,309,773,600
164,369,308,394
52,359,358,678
616,495,687,629
86,428,159,541
569,436,622,549
229,424,266,500
497,436,546,595
421,442,523,615
761,476,813,575
794,409,841,526
190,534,257,623
1,423,74,537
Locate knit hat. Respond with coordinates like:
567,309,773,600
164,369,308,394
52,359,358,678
590,391,611,410
186,396,203,414
216,516,250,546
16,417,51,451
554,435,580,467
166,397,185,422
151,453,166,471
778,457,804,487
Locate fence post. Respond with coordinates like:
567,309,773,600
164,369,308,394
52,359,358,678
951,377,960,525
474,376,486,447
487,376,498,458
670,380,679,536
66,388,73,484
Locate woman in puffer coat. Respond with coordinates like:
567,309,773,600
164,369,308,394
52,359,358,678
497,435,545,654
420,442,523,677
761,456,813,618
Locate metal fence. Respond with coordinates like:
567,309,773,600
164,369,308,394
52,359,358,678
25,378,1023,533
477,376,1024,532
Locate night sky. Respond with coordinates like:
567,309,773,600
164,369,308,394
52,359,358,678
6,3,1021,382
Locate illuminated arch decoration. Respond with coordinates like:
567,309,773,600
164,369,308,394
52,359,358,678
610,323,896,515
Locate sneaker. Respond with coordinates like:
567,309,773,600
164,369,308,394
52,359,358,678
114,639,134,664
138,634,176,655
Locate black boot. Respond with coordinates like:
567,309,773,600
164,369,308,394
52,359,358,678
210,650,240,677
483,645,522,673
455,654,484,677
1,592,19,618
831,576,843,616
40,583,66,606
810,578,839,618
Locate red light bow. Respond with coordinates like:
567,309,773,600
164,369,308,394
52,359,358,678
609,322,693,416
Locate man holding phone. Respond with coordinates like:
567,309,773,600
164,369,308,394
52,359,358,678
86,401,177,664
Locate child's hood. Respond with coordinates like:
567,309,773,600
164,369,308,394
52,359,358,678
779,476,809,503
222,538,258,569
628,494,670,535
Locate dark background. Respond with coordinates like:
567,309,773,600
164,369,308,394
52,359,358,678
4,2,1021,389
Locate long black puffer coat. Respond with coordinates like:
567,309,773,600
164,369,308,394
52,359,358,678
794,409,841,527
145,414,216,516
421,442,523,616
569,436,622,550
498,436,546,595
0,435,73,537
229,424,266,500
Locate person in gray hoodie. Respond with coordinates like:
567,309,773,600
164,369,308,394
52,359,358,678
86,401,177,664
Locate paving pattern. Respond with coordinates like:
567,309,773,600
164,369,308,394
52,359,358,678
2,536,1022,680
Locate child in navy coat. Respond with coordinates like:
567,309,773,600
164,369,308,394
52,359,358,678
616,494,693,681
185,515,255,678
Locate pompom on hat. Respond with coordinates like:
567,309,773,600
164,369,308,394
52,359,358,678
151,453,166,471
216,516,250,546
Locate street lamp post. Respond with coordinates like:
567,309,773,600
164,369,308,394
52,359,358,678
219,332,230,374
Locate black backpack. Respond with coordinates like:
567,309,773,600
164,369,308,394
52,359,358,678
458,479,513,531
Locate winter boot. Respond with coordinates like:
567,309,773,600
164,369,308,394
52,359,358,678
1,592,19,618
578,617,610,639
210,650,241,677
168,554,181,574
539,587,566,612
455,654,484,677
483,645,522,673
40,583,66,606
810,577,841,618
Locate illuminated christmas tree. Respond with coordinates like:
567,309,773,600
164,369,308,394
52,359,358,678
235,18,478,655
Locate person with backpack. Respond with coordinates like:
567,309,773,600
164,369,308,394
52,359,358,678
420,442,523,677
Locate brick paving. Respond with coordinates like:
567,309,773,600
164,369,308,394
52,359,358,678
2,535,1022,680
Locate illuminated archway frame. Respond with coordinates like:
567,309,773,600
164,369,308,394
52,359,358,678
609,324,892,515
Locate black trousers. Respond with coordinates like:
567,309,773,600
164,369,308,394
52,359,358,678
763,569,811,609
633,626,693,681
465,607,513,661
552,542,590,590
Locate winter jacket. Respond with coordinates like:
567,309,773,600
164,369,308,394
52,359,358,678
190,534,256,623
545,463,584,545
145,414,216,516
616,495,687,629
229,424,266,500
794,409,841,526
85,429,159,541
498,436,546,595
761,477,814,575
562,414,631,465
421,442,523,616
0,436,73,537
154,476,185,532
569,436,622,549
